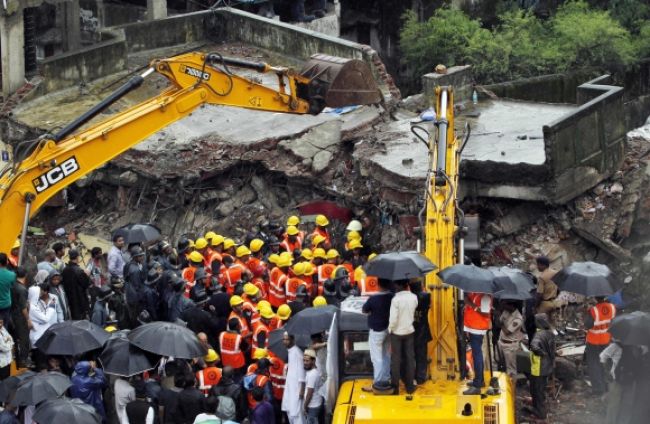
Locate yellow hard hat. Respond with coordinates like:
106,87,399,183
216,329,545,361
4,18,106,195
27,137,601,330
313,296,327,307
287,215,300,226
326,249,340,259
368,253,377,261
204,349,219,363
257,300,271,311
354,266,365,283
277,304,291,320
229,295,244,307
347,231,361,242
292,262,306,276
187,239,195,248
286,225,300,236
268,254,280,265
189,251,204,263
204,231,217,242
260,306,275,320
303,262,315,276
194,238,208,250
250,239,265,253
312,235,326,248
253,348,269,360
300,248,313,260
243,283,259,297
236,245,252,258
211,234,225,247
277,252,293,268
11,240,20,250
313,248,327,260
223,239,236,250
105,325,118,333
348,239,363,250
315,214,329,227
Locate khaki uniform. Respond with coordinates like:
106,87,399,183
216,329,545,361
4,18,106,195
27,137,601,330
497,309,524,377
536,268,559,314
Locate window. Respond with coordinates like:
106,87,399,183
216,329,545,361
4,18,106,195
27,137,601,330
342,331,373,376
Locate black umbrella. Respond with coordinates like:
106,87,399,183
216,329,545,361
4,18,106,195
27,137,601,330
494,289,533,301
553,261,620,296
34,397,101,424
128,321,207,359
35,320,110,356
609,311,650,346
0,371,36,403
438,264,497,293
267,329,311,362
112,223,162,245
283,305,338,336
489,266,536,292
11,372,71,406
363,251,437,280
99,334,159,377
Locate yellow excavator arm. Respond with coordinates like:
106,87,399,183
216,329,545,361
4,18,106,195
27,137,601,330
0,51,381,256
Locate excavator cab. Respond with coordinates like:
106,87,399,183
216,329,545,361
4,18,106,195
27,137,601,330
298,54,382,113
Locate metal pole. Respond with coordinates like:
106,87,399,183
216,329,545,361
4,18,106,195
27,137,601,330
436,89,448,178
457,236,466,379
18,193,35,266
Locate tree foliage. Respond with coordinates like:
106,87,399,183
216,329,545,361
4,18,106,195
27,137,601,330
400,0,644,84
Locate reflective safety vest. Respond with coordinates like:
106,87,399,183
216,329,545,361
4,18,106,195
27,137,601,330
208,251,223,271
359,276,380,295
269,316,282,331
242,300,260,327
269,268,287,308
245,373,270,409
220,267,243,295
219,332,245,369
247,257,266,278
182,266,197,284
464,293,492,331
586,302,616,345
252,322,269,352
311,227,330,245
268,356,286,400
280,238,302,254
196,366,222,395
8,255,18,269
228,311,250,338
251,278,268,301
285,277,306,302
317,264,335,284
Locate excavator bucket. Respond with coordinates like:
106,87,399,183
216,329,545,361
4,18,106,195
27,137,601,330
299,54,382,113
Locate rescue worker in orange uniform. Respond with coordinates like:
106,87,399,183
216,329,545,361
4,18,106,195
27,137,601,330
222,238,237,261
313,248,334,294
8,240,20,269
247,239,267,278
355,254,379,295
302,262,317,297
194,237,211,268
229,295,252,339
196,349,222,395
311,234,327,251
269,253,292,309
347,238,365,269
300,248,313,263
206,234,225,276
242,283,262,328
220,317,248,379
286,215,306,243
268,351,286,423
281,226,303,254
219,255,244,295
247,348,270,374
463,291,493,395
243,358,273,411
286,262,308,303
182,251,205,297
274,304,291,330
584,296,616,395
252,307,274,354
311,214,331,245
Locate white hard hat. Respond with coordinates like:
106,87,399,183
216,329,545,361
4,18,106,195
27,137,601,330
346,220,362,232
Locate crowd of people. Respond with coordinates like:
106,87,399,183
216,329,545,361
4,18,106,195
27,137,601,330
0,214,379,424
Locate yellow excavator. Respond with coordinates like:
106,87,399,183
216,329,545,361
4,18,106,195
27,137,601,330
0,51,381,259
332,87,516,423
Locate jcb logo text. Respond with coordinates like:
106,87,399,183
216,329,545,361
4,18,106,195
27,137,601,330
33,157,80,193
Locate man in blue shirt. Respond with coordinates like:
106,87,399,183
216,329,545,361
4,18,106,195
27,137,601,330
0,254,15,328
361,279,394,391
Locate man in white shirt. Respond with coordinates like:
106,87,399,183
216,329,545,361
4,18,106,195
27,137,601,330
303,348,323,424
114,376,135,424
108,235,126,279
388,279,418,395
282,333,306,424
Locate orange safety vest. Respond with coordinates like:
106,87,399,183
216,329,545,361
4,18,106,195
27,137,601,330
196,366,222,395
246,373,270,409
242,301,260,327
359,276,380,295
229,311,250,338
219,332,245,369
247,257,266,278
268,355,286,400
252,322,269,352
220,267,243,295
285,277,306,302
586,302,616,345
8,255,18,269
181,266,197,284
317,264,335,283
280,238,302,254
269,316,281,331
464,293,492,331
208,251,223,269
247,362,258,375
341,263,355,283
269,268,287,308
251,278,268,301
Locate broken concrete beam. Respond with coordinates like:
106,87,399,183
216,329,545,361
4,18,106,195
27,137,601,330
571,225,631,261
